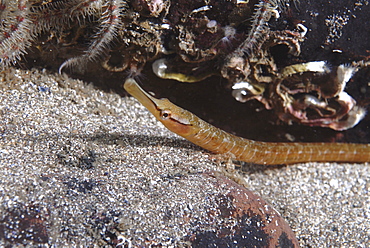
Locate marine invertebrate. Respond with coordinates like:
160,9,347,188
0,0,369,132
232,60,369,131
58,0,129,72
0,0,168,72
0,0,34,66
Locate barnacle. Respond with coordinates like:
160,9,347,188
219,2,370,131
271,62,368,131
152,58,216,82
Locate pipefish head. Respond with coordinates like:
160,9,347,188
124,78,200,138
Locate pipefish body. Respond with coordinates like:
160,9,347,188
124,78,370,165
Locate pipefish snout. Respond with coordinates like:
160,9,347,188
124,78,370,165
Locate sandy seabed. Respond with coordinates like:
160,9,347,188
0,67,368,247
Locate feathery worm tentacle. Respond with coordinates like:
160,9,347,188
241,0,278,55
0,0,33,66
59,0,127,73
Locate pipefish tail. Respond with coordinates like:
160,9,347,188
124,78,370,165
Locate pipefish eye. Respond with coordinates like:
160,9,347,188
160,109,171,120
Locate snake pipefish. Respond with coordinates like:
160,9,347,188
124,78,370,165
